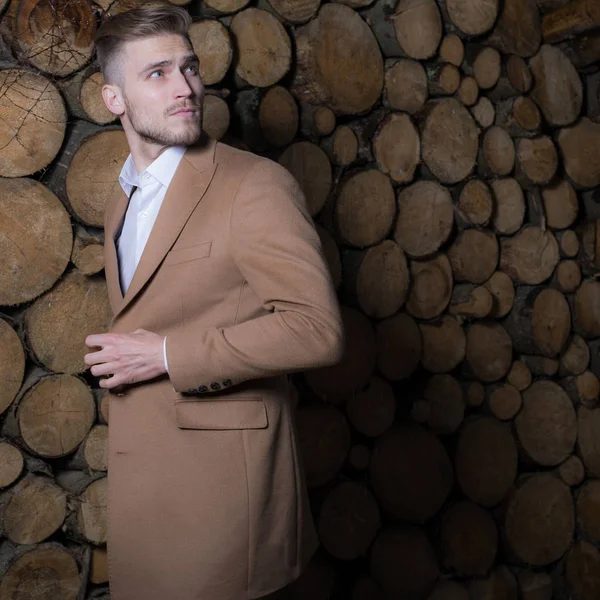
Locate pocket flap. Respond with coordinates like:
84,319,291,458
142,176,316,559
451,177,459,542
164,241,212,266
174,398,268,430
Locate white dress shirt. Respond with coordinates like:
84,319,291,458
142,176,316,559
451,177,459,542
117,145,187,373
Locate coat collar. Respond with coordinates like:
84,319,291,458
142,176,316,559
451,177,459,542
104,134,218,321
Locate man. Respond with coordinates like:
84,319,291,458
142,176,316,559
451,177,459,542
84,6,344,600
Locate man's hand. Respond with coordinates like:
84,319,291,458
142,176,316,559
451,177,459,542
84,329,166,390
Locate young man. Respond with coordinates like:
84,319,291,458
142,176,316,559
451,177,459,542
84,6,344,600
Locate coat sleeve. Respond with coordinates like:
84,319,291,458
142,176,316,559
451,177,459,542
164,158,345,394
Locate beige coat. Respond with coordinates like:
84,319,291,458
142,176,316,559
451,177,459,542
103,135,344,600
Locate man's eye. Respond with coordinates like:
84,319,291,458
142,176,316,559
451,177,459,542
185,65,198,74
150,70,163,78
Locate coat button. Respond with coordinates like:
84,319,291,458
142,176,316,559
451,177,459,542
210,382,221,390
187,388,198,394
198,385,208,393
223,379,232,387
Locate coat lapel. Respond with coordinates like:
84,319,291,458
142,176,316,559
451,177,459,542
105,136,218,321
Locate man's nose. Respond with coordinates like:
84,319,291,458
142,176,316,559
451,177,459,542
174,71,194,98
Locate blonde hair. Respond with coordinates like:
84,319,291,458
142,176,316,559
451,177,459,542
94,5,192,85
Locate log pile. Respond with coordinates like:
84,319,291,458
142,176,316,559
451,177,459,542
1,0,600,598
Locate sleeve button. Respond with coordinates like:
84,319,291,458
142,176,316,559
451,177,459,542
198,385,208,393
223,379,232,387
210,382,221,390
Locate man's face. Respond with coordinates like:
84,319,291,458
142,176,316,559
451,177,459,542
119,33,204,147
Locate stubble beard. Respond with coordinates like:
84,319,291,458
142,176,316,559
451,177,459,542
124,95,203,147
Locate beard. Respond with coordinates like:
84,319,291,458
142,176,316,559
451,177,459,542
123,94,203,147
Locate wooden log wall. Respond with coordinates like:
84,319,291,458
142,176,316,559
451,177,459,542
1,0,600,598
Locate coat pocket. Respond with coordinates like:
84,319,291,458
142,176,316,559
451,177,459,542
174,398,268,430
163,241,212,266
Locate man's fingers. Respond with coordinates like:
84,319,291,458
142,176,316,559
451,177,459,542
84,348,113,366
90,362,117,377
99,374,124,389
85,333,116,348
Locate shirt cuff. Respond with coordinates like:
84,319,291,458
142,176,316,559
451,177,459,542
163,336,169,374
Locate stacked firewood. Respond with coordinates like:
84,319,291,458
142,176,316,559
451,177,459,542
1,0,600,598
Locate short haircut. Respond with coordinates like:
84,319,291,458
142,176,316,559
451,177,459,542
94,5,192,86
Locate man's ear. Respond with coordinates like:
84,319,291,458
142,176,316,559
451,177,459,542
102,84,125,117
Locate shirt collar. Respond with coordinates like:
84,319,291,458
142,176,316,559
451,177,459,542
118,145,187,196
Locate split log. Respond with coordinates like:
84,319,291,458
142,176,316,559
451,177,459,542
574,279,600,338
550,259,581,293
437,0,499,37
556,455,585,487
260,0,320,24
335,169,395,247
557,117,600,189
299,103,335,138
440,500,498,576
490,178,525,235
576,480,600,542
455,179,493,227
502,286,571,357
66,425,108,472
487,55,533,102
455,416,518,507
495,97,542,138
304,307,375,401
487,383,522,420
426,63,460,96
448,284,493,319
331,0,374,6
470,566,518,600
188,19,232,85
585,69,600,122
291,4,383,114
427,581,469,600
203,0,250,12
515,136,559,188
12,0,96,76
483,271,515,318
471,96,495,128
1,475,67,544
394,180,453,258
464,381,485,408
0,69,66,178
65,129,130,227
559,334,589,376
418,98,479,184
505,473,574,565
24,270,112,375
373,112,420,183
566,541,600,600
295,404,350,487
420,315,466,373
0,543,84,600
0,441,23,489
578,405,600,477
0,319,25,417
542,180,578,230
321,126,358,166
376,312,422,381
542,0,600,43
529,44,583,127
457,76,479,106
516,380,577,465
258,86,297,147
279,141,332,217
347,445,371,472
370,424,453,521
317,481,381,561
370,525,439,599
74,477,107,544
15,374,95,458
478,126,515,178
70,226,104,277
500,226,560,284
561,370,599,406
360,0,406,58
487,0,542,57
439,34,464,66
419,373,465,434
346,376,396,438
519,354,560,376
447,229,499,284
202,94,230,140
233,88,268,151
406,253,453,320
341,241,409,318
507,360,532,391
90,548,108,584
465,321,513,382
558,30,600,68
392,0,443,60
315,224,342,290
230,8,291,87
345,107,387,163
557,229,580,257
462,45,501,90
0,178,72,306
384,58,428,113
